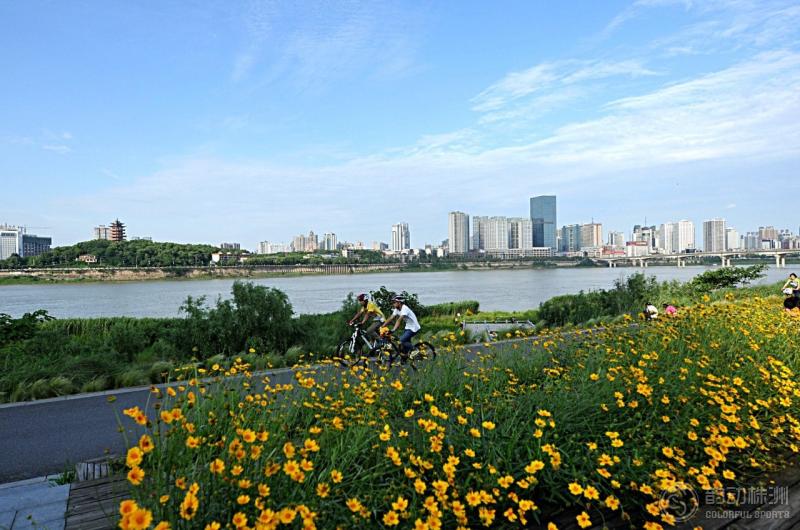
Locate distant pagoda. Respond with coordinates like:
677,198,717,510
110,219,126,242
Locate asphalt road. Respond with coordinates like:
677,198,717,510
0,367,302,483
0,331,601,483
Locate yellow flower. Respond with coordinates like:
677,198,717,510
279,508,296,524
154,522,171,530
232,512,247,528
482,421,496,430
316,482,330,498
568,482,583,495
127,467,144,486
185,436,200,449
346,498,363,512
125,508,153,530
236,494,250,505
125,447,143,468
179,492,199,520
138,435,154,454
392,496,409,512
576,511,592,528
383,511,400,526
605,496,620,510
470,428,481,438
466,491,482,506
209,459,225,474
331,469,343,483
119,499,138,517
583,486,599,500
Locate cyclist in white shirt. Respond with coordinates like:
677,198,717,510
383,295,421,353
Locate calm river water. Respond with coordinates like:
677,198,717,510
0,266,789,318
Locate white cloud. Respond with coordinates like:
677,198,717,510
470,59,660,124
42,144,72,155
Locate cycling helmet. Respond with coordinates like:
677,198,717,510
392,295,405,303
357,293,368,302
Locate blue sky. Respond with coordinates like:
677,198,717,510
2,0,799,248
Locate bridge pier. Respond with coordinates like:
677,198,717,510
775,254,785,268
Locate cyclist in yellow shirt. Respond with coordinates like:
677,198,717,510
348,293,386,342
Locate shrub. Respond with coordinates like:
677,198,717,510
116,368,149,388
284,346,304,367
148,361,174,383
81,376,112,393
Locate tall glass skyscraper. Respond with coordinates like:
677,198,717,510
530,195,557,250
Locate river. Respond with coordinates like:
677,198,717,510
0,266,789,318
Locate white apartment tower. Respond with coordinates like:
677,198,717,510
391,223,411,252
726,228,740,250
448,212,470,254
703,219,727,252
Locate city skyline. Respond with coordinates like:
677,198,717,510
2,1,800,245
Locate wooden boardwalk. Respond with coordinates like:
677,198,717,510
64,475,127,530
61,465,800,530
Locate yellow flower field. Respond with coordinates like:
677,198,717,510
116,295,800,529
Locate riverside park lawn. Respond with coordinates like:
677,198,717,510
117,294,800,530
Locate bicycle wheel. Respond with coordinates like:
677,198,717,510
408,341,437,370
336,338,364,367
369,340,399,368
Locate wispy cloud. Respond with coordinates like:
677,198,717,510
471,59,660,122
42,144,72,155
230,1,425,90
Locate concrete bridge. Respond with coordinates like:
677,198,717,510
594,249,800,268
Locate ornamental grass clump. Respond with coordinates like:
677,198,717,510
116,295,800,530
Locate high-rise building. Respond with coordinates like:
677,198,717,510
94,225,111,240
305,231,319,252
703,218,727,252
560,224,581,252
658,223,675,253
0,226,20,260
220,242,240,250
673,220,695,253
530,195,557,250
0,225,51,259
632,225,657,249
291,234,306,252
472,216,488,251
322,233,338,251
448,212,470,254
608,231,625,248
725,228,740,250
258,241,289,254
508,218,533,250
391,223,411,252
580,223,603,249
758,226,778,242
21,234,52,257
486,217,509,252
110,219,126,242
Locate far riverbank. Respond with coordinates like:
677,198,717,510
0,257,787,286
0,265,790,318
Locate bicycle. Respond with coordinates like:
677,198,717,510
336,323,379,367
376,330,437,370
